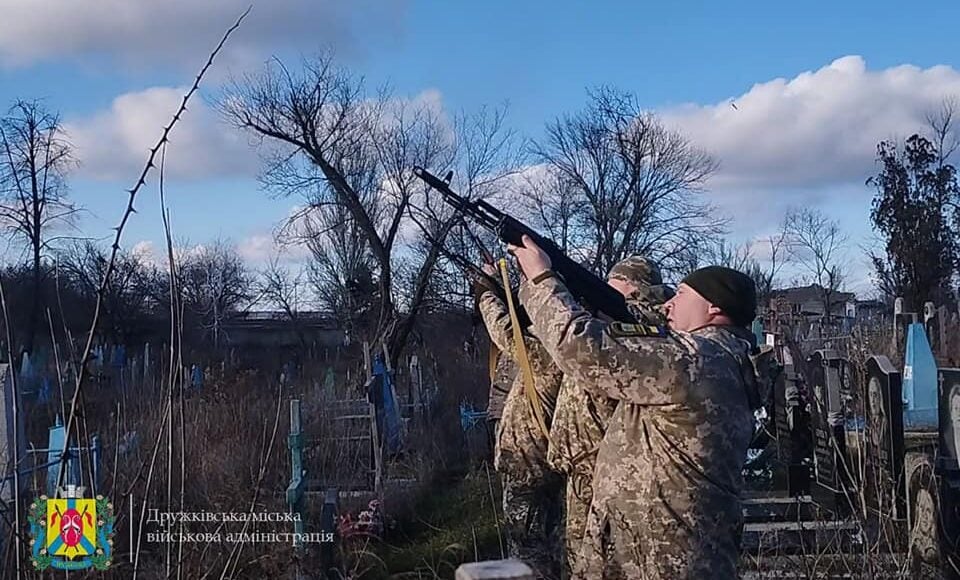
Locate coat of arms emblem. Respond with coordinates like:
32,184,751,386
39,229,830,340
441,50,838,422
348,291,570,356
28,485,115,570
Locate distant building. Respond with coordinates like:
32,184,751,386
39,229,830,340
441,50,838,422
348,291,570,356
851,298,890,327
766,284,890,336
769,284,856,319
221,311,346,351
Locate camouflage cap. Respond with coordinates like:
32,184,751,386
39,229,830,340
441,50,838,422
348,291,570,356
607,256,663,288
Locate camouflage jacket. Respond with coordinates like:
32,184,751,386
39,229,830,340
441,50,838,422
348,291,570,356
520,273,758,579
486,350,517,421
477,290,562,483
547,292,669,478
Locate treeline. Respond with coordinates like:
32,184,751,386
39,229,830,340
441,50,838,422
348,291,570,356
2,54,960,368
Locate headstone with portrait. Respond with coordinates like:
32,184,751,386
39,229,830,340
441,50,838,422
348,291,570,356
863,355,906,545
938,368,960,482
806,350,853,514
936,369,960,579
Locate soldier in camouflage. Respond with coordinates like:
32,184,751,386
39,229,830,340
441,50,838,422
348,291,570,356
485,335,517,436
509,235,765,580
475,263,564,579
547,256,673,578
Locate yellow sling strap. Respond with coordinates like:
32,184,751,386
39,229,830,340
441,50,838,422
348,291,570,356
498,258,549,438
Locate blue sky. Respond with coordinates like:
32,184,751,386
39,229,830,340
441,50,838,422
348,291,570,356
2,1,960,295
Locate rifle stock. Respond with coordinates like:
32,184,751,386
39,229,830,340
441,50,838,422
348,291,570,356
413,166,637,324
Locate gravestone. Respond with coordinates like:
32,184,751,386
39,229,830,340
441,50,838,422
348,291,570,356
774,363,810,495
806,350,853,514
752,319,764,347
938,368,960,481
864,355,907,546
903,323,939,430
935,369,960,579
143,342,151,385
0,364,25,502
46,416,77,495
286,399,306,547
937,306,949,360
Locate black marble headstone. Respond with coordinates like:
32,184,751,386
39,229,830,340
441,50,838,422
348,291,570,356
806,350,853,513
939,368,960,480
864,355,906,526
934,370,960,580
772,363,811,495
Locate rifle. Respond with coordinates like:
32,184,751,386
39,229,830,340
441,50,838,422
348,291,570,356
421,227,532,328
414,166,637,323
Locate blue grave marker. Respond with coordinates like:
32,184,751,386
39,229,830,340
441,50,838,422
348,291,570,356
751,319,764,347
46,415,72,495
372,356,402,454
112,345,126,369
903,323,939,430
38,376,51,404
191,365,204,391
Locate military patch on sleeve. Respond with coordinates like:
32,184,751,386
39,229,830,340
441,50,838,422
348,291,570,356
607,322,669,338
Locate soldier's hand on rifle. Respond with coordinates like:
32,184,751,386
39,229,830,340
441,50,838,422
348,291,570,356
472,262,499,298
507,234,552,281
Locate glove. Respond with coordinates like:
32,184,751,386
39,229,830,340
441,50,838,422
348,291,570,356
472,272,499,308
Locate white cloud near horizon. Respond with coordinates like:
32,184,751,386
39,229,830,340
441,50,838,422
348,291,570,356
661,55,960,193
652,55,960,295
237,233,311,266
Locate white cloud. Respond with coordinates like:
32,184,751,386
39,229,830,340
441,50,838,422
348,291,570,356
64,86,257,181
65,84,455,184
0,0,407,70
238,233,311,266
130,240,160,268
661,56,960,192
652,55,960,297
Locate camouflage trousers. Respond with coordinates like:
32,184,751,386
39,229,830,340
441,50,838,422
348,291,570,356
562,470,593,580
575,501,743,580
501,471,564,580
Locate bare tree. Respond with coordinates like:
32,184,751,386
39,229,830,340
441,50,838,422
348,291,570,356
783,207,849,321
278,192,382,342
256,257,310,350
517,165,590,258
701,238,755,272
177,239,252,349
59,241,161,343
219,53,519,364
0,100,79,352
531,86,724,276
684,231,788,312
925,96,960,167
751,231,790,310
